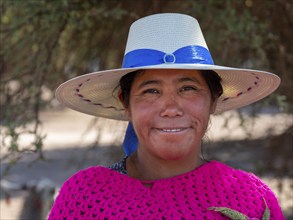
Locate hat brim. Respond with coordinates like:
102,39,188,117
56,64,280,121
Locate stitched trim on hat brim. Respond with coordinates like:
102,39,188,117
55,64,280,121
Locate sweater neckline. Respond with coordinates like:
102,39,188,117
104,160,218,188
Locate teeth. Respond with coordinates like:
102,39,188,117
161,128,184,132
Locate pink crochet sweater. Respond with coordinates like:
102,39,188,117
48,161,284,219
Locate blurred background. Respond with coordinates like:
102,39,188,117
0,0,292,219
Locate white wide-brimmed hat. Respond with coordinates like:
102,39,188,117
56,13,280,121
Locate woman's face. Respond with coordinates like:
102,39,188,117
127,69,216,161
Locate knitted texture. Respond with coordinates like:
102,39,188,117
48,161,284,220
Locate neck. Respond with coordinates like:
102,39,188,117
127,150,203,181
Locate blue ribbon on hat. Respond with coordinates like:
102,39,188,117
122,45,214,68
122,122,138,156
121,45,214,156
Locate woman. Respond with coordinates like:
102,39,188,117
49,13,284,219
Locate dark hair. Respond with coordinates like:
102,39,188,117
119,70,223,108
201,70,223,101
119,70,144,109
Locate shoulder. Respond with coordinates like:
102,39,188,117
60,165,120,190
205,160,277,201
202,160,265,183
57,165,124,199
203,161,285,219
63,166,102,184
52,166,107,200
48,166,121,219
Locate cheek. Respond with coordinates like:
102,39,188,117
185,98,213,129
128,95,158,119
129,100,164,145
186,96,213,114
128,100,156,130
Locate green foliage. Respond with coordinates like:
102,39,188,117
208,206,248,220
208,197,270,219
1,0,292,165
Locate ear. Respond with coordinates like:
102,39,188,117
118,90,132,120
125,109,132,121
209,99,218,114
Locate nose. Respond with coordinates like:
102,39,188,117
160,94,183,118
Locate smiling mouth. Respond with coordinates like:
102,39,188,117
158,128,187,133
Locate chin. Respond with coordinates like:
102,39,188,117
157,149,191,161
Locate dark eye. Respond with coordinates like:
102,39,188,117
179,86,197,93
143,88,159,94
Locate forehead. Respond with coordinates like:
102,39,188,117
133,69,204,85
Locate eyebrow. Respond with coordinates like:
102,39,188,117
137,76,201,89
137,80,161,89
177,77,201,85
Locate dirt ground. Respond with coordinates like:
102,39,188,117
1,108,292,219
